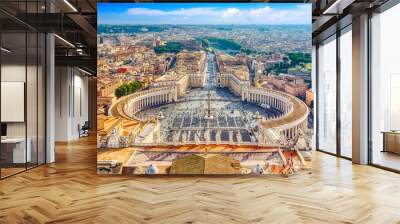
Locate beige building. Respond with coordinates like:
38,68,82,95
152,71,189,97
176,50,206,87
266,74,309,97
216,53,251,96
151,50,206,95
169,154,241,174
97,78,122,97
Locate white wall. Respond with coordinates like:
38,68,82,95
1,63,46,164
1,64,42,138
54,67,89,141
1,64,26,138
72,72,89,138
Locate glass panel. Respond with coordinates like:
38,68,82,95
311,45,317,150
371,4,400,171
1,30,28,177
38,32,45,165
26,0,39,169
339,28,352,158
27,31,38,169
0,1,47,178
317,36,337,154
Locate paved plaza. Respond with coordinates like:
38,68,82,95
135,52,283,144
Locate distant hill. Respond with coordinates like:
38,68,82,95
98,25,169,34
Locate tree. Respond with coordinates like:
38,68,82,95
115,88,124,98
115,80,143,98
154,42,184,54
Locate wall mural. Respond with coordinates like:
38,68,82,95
97,3,313,175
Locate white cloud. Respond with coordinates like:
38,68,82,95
125,5,311,25
217,5,310,24
172,8,220,16
221,8,240,18
127,7,219,17
248,7,272,18
126,8,166,16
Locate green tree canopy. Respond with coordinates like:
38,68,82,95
115,80,143,98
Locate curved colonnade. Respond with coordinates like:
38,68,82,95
110,85,308,144
244,87,309,140
110,87,177,121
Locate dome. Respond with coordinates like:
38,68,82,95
252,164,264,175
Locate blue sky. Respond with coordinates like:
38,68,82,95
98,3,311,25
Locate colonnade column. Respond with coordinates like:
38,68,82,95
46,28,55,163
352,14,369,164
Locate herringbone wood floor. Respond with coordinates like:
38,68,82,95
1,137,400,224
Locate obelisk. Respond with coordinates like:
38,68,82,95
205,89,213,119
207,90,211,117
